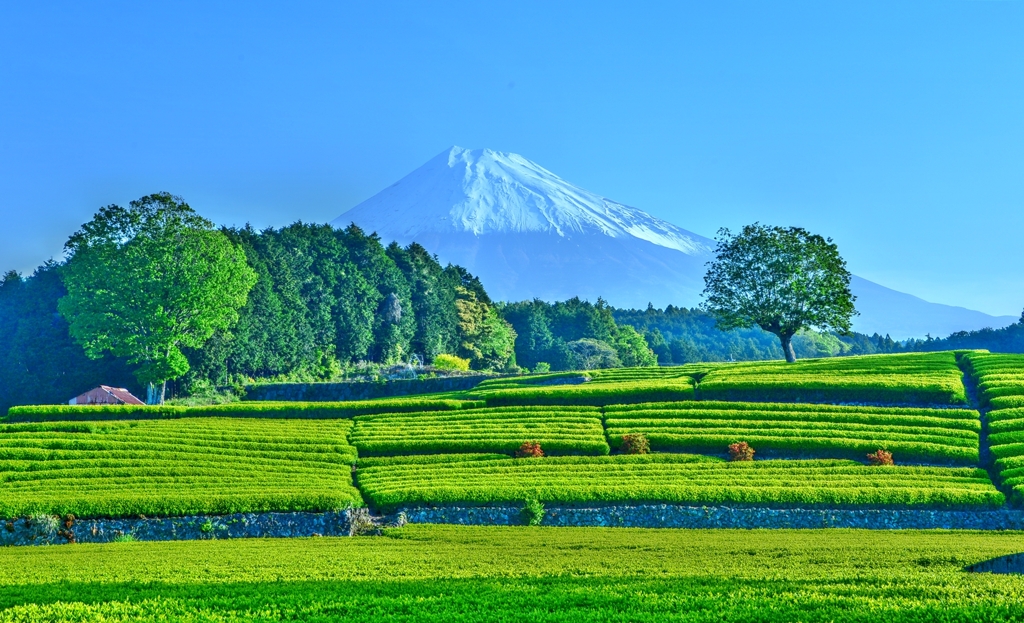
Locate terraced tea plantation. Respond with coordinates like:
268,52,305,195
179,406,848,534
964,352,1024,502
0,418,362,517
350,405,608,456
2,350,1022,519
356,453,1002,509
698,351,968,405
605,401,981,463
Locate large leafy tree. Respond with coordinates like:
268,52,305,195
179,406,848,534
701,224,856,363
58,193,257,403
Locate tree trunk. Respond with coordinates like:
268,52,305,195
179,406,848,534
779,334,797,363
146,383,157,405
160,381,167,405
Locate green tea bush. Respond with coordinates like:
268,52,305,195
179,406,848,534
698,352,968,406
604,401,980,464
521,499,545,526
356,454,1002,510
4,398,481,422
349,406,608,456
0,418,363,518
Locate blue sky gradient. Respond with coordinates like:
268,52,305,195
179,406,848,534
1,1,1021,316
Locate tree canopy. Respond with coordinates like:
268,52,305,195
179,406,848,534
700,224,857,363
58,193,257,402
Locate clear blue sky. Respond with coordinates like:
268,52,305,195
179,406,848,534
1,1,1021,316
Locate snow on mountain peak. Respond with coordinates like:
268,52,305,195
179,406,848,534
334,146,714,256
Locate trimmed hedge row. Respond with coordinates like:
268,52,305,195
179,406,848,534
350,406,609,456
4,398,481,422
356,454,1003,510
468,380,696,407
963,352,1024,501
604,401,980,463
698,352,968,406
961,352,1024,407
0,418,362,518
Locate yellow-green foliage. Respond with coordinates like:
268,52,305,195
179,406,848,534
698,352,968,406
432,354,471,371
357,453,1002,510
605,401,981,463
0,418,362,517
351,406,609,456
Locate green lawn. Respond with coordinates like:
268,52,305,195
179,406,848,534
1,525,1023,622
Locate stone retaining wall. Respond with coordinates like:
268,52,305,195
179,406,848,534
0,509,370,546
7,505,1024,547
395,504,1024,530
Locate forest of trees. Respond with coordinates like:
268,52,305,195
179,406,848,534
3,210,1022,412
610,304,1024,364
0,222,524,410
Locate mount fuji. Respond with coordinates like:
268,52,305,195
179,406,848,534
334,146,1016,339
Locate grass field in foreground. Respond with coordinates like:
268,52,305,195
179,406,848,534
0,418,362,517
1,526,1023,622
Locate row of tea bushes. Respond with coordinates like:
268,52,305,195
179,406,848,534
0,418,362,517
697,352,969,406
966,352,1024,501
350,406,609,456
3,398,482,422
604,401,981,463
356,453,1003,511
962,352,1024,408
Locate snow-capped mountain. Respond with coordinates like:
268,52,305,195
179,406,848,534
334,146,1017,339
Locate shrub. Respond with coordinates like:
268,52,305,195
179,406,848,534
515,441,544,458
533,362,551,374
867,449,894,466
112,532,136,543
433,354,471,372
728,442,755,462
620,433,650,455
522,499,545,526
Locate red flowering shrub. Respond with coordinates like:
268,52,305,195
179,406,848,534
867,449,894,466
516,441,544,458
728,442,755,462
621,433,650,455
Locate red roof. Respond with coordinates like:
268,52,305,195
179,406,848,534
71,385,145,406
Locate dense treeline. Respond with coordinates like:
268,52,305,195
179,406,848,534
186,223,511,383
499,299,656,371
608,304,995,364
0,223,522,410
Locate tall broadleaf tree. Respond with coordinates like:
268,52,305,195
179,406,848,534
58,193,257,403
701,224,857,363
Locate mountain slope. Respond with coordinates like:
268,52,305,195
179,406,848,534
335,147,1015,339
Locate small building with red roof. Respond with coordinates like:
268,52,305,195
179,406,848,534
69,385,145,406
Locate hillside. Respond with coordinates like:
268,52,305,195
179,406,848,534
5,351,1022,520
